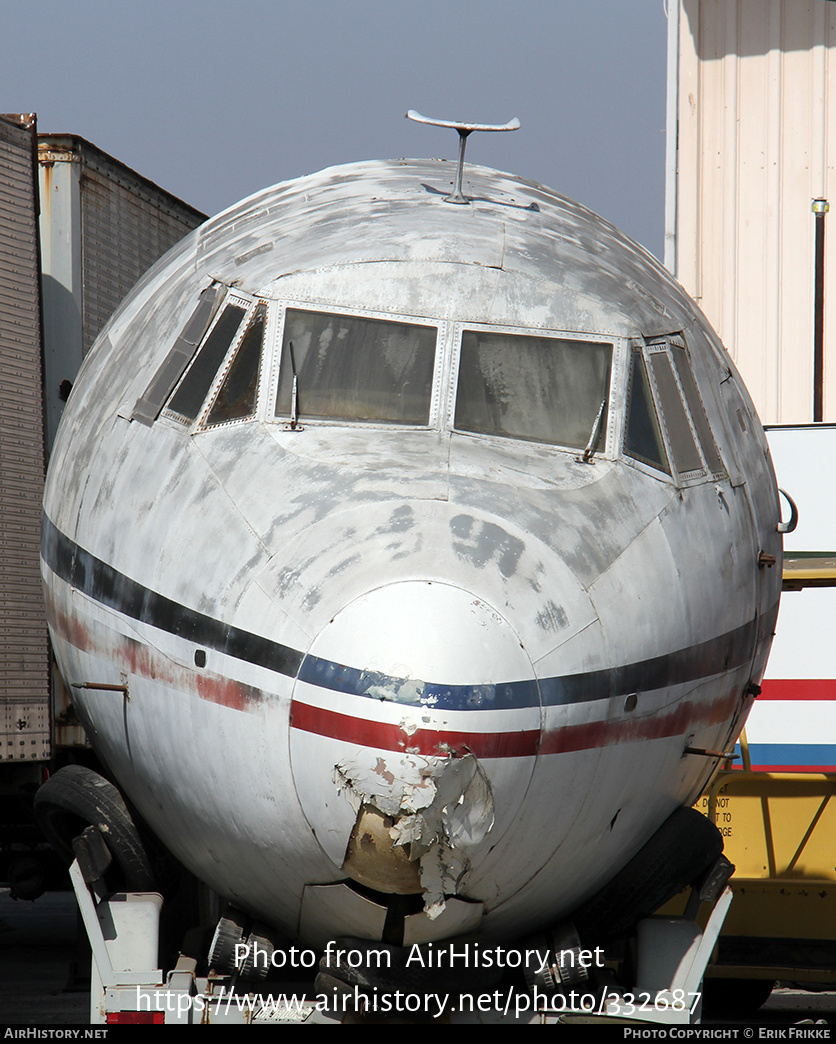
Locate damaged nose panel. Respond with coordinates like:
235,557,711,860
338,752,495,917
289,580,541,921
342,804,423,894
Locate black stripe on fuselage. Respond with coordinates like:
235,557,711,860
41,513,303,678
42,513,762,711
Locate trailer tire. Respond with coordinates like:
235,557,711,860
573,807,724,945
33,766,155,892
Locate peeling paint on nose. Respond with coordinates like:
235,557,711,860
336,752,496,915
450,514,525,578
288,580,541,911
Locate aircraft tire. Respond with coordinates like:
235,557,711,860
573,807,723,945
33,765,155,891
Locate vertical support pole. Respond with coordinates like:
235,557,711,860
813,198,829,422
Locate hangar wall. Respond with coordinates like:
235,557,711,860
674,0,836,424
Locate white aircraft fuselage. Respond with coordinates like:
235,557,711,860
41,159,781,945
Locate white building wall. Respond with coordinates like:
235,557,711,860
675,0,836,424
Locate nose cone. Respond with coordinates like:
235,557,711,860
289,581,540,910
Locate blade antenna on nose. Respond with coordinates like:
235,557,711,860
405,110,520,204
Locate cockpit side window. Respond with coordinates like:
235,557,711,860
625,350,670,474
638,338,726,483
204,305,266,427
649,351,703,475
274,309,436,425
670,344,724,475
165,303,247,423
131,285,221,426
454,330,612,450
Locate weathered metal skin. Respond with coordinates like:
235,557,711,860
41,159,782,945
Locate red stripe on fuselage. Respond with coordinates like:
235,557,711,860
538,689,740,755
45,593,264,712
289,701,540,757
290,686,741,758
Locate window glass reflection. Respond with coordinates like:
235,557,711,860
275,310,436,425
206,306,265,426
455,330,612,449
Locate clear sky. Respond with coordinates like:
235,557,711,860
3,1,669,256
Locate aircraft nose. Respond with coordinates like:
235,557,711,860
289,580,540,900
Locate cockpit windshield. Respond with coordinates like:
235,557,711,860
274,309,437,425
454,330,612,449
